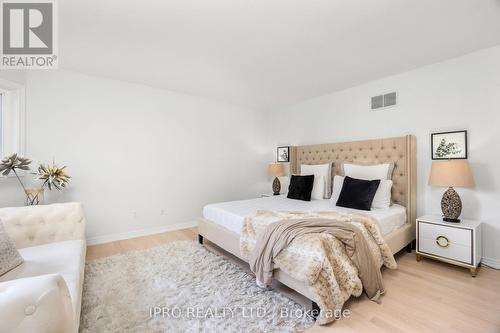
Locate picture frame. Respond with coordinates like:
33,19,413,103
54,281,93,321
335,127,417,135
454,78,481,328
277,146,290,163
431,130,468,160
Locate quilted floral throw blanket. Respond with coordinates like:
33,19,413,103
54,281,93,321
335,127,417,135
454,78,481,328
240,210,397,325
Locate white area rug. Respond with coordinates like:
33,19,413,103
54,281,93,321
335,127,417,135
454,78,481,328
80,241,314,332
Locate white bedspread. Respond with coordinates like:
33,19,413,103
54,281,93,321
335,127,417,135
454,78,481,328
203,195,406,236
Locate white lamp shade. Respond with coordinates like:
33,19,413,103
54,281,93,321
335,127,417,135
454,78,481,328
428,160,474,188
268,163,286,177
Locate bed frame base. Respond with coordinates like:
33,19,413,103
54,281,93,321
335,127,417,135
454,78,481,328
197,227,405,322
405,239,416,253
198,216,415,313
406,242,412,253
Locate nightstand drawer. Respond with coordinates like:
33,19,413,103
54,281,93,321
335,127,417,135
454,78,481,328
419,238,472,264
418,222,472,247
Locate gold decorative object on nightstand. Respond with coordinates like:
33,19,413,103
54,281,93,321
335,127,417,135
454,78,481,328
416,215,482,277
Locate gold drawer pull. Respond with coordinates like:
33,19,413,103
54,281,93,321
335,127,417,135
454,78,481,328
436,235,450,248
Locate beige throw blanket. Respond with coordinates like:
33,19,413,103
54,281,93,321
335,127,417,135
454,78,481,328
248,218,384,302
240,210,397,325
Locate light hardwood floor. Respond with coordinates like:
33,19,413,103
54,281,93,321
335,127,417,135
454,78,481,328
87,228,500,333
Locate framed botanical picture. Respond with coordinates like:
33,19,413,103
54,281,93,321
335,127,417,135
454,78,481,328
431,130,468,160
277,146,290,163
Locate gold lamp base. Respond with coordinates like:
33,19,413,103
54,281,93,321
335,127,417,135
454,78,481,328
441,187,462,223
272,177,281,195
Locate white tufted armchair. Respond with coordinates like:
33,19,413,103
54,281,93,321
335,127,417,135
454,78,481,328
0,202,87,333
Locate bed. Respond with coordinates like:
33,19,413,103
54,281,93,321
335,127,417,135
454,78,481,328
198,135,417,310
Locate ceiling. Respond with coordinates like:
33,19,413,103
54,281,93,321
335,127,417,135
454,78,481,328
60,0,500,110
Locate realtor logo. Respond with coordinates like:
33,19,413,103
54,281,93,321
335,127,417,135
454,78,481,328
1,0,58,68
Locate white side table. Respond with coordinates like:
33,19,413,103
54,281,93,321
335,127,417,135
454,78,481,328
416,215,482,277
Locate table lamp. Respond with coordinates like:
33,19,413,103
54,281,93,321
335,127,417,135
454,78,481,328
268,163,286,195
428,160,474,222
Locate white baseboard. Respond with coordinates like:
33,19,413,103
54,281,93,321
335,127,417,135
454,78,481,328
86,221,198,246
482,256,500,269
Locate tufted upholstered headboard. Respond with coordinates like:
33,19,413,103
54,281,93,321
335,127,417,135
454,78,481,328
289,135,417,226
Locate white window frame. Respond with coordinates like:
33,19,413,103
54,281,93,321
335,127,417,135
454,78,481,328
0,78,26,161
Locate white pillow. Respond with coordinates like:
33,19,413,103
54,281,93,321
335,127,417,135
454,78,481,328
310,176,325,200
330,175,344,205
301,163,331,199
330,175,393,209
371,179,393,208
341,162,394,180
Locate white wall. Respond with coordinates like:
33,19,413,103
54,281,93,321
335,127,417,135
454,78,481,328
1,70,269,242
270,45,500,264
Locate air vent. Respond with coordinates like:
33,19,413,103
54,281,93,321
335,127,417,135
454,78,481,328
371,92,397,110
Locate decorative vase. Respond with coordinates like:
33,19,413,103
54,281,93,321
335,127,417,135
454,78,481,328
441,186,462,222
272,177,281,195
25,188,44,206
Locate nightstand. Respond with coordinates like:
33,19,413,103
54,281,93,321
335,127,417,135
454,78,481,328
416,215,482,277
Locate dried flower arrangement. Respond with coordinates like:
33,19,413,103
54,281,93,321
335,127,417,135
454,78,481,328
33,160,71,191
0,154,32,196
0,153,71,205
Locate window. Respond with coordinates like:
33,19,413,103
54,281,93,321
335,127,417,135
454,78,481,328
0,79,25,160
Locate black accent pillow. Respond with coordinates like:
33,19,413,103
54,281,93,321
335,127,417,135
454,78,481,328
336,176,380,211
287,175,315,201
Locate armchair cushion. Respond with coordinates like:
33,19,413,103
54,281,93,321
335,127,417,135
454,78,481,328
0,202,87,333
0,222,24,276
0,239,87,328
0,274,74,333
